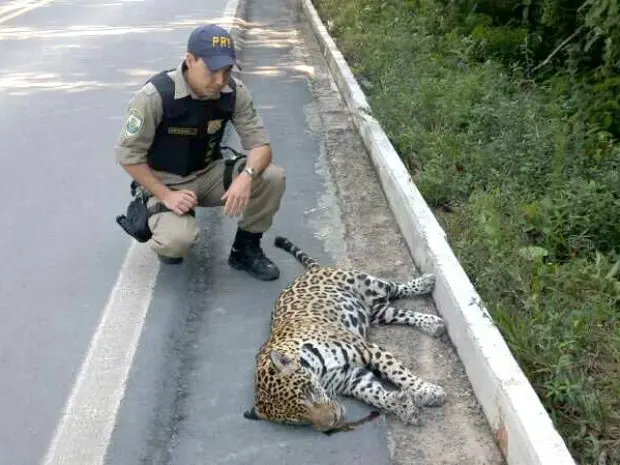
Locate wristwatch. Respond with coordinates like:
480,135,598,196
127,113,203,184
243,167,259,178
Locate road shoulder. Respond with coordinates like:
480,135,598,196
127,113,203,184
291,1,506,462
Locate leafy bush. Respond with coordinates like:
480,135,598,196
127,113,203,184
313,0,620,462
433,0,620,137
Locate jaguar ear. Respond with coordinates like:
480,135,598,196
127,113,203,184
270,350,295,374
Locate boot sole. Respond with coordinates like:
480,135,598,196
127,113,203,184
228,257,280,281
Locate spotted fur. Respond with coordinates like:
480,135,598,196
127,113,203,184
244,236,447,431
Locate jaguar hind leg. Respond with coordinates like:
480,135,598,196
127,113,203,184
391,273,436,298
345,271,436,308
370,303,445,337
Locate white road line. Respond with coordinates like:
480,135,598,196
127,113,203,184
39,2,242,463
222,0,240,25
40,242,159,465
0,0,56,25
0,0,37,17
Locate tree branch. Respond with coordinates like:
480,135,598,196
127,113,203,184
530,26,584,74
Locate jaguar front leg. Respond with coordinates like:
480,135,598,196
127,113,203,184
337,366,422,425
365,343,446,407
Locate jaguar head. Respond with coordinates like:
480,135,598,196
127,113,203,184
245,349,345,432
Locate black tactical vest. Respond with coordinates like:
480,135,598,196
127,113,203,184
145,69,236,177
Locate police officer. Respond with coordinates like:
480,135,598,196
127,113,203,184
114,24,285,281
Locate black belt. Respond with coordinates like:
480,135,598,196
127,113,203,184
129,181,193,217
147,202,195,217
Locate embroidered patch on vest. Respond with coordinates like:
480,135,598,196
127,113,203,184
207,119,223,135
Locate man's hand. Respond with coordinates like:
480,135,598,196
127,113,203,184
121,163,197,216
221,173,252,217
163,189,198,216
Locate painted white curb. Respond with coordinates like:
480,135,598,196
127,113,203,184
301,1,577,464
221,0,247,48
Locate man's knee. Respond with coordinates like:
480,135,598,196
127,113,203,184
149,218,200,258
240,164,285,232
261,164,286,197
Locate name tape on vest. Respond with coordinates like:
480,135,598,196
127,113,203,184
168,127,198,136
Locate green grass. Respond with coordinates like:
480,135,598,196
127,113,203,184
312,0,620,463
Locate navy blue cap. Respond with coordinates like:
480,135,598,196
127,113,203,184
187,24,238,71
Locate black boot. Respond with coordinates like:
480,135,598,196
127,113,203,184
228,228,280,281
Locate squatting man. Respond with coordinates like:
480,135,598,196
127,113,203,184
114,24,286,281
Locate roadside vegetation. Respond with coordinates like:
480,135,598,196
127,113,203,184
312,0,620,463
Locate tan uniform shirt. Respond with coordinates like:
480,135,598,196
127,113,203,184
114,62,270,185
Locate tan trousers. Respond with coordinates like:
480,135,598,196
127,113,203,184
146,158,286,258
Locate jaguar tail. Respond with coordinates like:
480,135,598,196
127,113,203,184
274,236,320,269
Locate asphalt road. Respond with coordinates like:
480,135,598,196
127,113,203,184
104,0,392,462
0,1,231,464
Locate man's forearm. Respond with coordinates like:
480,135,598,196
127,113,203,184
121,162,171,201
244,144,272,175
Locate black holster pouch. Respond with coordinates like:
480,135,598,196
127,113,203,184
221,146,247,190
115,181,170,243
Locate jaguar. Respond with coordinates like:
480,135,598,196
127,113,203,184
244,236,447,432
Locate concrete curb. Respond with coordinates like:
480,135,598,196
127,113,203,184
300,1,577,464
221,0,248,50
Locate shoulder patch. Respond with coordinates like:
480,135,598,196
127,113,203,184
122,108,144,138
142,82,156,96
248,98,258,118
